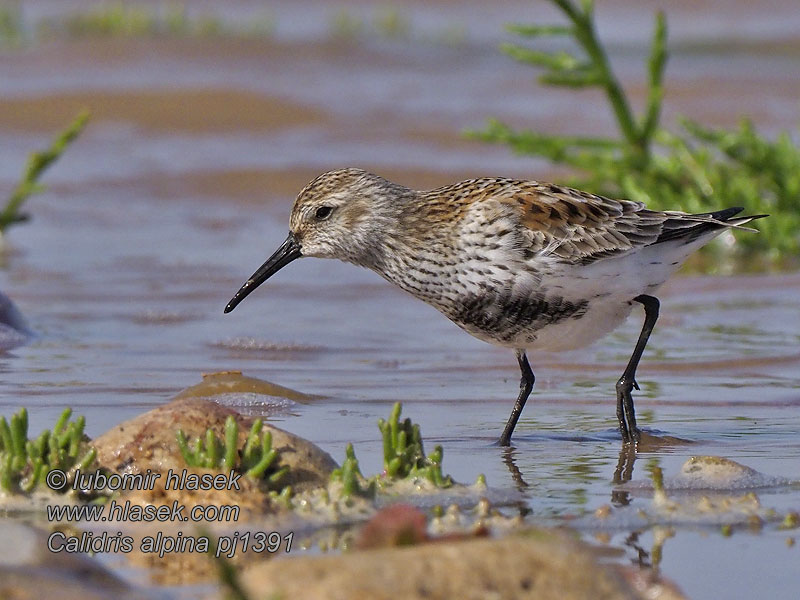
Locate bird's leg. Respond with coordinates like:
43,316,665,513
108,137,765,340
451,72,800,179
616,294,660,444
498,349,535,447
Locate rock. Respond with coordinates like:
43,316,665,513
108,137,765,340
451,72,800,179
238,529,685,600
674,456,790,489
0,521,154,600
173,370,314,403
93,396,337,494
0,291,31,351
86,396,337,585
355,504,430,549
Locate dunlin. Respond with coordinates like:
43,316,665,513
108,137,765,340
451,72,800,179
225,169,765,446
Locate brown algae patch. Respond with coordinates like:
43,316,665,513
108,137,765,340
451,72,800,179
112,166,491,205
0,88,325,133
128,310,200,325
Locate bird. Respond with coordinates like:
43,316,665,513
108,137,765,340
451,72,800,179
224,168,766,446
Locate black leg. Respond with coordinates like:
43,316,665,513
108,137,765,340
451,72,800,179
498,349,535,446
616,294,660,444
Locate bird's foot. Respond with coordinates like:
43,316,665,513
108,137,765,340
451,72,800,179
495,433,512,447
616,377,641,445
621,424,642,446
618,425,642,446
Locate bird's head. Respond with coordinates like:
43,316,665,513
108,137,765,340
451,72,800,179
224,168,404,313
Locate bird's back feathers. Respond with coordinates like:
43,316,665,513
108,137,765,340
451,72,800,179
424,178,765,266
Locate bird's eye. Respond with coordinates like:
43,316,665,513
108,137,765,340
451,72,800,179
314,206,334,220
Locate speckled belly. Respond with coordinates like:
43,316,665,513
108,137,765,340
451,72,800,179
441,291,617,350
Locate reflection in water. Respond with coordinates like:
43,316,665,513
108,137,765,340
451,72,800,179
611,432,694,505
624,531,651,569
649,527,675,576
612,446,636,506
621,527,675,580
501,446,529,490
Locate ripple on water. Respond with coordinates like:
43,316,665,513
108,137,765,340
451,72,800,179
203,392,300,417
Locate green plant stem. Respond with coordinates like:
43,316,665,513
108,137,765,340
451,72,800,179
554,0,640,154
640,12,667,145
224,416,238,470
0,111,89,232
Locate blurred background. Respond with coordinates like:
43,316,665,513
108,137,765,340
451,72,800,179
1,1,799,597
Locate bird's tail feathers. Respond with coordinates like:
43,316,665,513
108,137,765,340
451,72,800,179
722,214,769,233
656,208,767,244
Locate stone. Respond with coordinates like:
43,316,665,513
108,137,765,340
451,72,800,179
93,396,336,494
0,521,154,600
238,529,685,600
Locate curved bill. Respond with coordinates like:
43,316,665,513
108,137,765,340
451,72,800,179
224,232,302,313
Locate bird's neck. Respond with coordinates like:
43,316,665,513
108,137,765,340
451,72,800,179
357,193,464,306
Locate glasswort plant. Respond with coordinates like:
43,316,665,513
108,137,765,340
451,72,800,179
0,111,89,241
0,407,98,495
176,415,289,491
332,403,454,499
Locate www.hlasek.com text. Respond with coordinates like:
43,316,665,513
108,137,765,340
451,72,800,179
46,468,245,523
47,498,240,523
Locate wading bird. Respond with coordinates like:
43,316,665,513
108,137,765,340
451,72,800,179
225,169,764,446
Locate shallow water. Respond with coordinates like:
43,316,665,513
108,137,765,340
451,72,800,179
2,1,800,598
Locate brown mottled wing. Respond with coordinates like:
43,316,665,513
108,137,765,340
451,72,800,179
499,181,666,264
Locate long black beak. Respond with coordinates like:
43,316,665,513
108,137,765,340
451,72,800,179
224,232,302,313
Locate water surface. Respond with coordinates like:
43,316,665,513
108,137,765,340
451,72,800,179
1,2,800,597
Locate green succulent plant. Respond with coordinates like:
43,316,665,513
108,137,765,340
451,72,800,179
0,407,98,494
176,415,289,492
